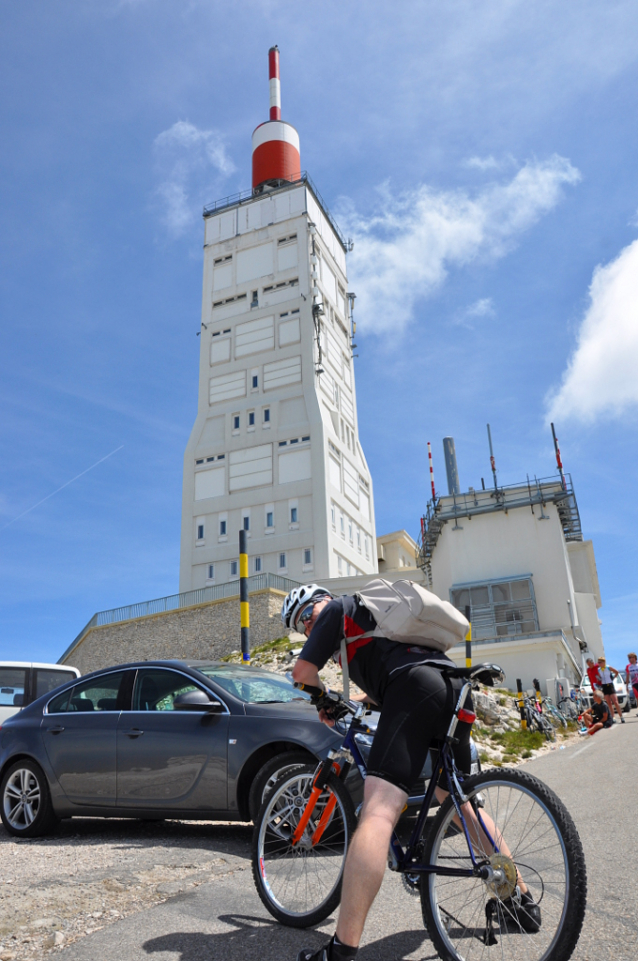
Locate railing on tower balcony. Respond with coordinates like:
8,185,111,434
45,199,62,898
416,473,582,586
203,171,349,252
58,573,301,665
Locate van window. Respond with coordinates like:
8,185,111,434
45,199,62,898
34,669,78,700
0,668,27,708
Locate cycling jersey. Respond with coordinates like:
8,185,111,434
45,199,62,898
626,662,638,687
299,595,472,794
598,666,613,685
299,595,454,706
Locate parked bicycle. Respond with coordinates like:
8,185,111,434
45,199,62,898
520,694,557,740
252,662,587,961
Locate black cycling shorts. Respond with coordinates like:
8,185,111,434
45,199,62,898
366,663,473,796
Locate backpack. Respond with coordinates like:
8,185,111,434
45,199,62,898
339,579,469,698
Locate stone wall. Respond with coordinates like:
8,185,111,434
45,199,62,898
62,589,288,675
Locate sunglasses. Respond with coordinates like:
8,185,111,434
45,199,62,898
296,602,316,629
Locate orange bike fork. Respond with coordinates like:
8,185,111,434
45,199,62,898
291,764,341,847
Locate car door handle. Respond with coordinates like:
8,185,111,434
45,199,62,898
47,725,65,734
124,728,144,738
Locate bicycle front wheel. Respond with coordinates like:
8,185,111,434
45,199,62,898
252,765,356,928
420,769,586,961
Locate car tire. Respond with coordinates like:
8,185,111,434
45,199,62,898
1,759,59,838
248,750,315,822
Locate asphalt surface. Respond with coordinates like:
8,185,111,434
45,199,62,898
54,716,638,961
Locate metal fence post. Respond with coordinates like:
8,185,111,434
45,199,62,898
239,530,250,665
464,605,472,668
516,678,527,730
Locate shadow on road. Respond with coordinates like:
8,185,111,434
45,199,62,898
143,914,436,961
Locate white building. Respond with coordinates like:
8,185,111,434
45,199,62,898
180,53,376,591
420,471,604,695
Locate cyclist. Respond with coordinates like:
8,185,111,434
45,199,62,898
283,584,541,961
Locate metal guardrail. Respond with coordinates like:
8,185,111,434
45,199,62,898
59,573,301,665
202,171,349,253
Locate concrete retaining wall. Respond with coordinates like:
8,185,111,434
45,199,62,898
61,589,288,675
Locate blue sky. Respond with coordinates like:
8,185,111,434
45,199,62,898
1,0,637,670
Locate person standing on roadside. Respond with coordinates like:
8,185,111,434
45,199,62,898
625,653,638,716
597,657,624,723
585,657,601,693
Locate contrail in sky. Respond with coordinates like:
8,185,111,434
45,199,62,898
0,445,124,533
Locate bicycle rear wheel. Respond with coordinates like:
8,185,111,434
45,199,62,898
420,769,586,961
252,765,356,927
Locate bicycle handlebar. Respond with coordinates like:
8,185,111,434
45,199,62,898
294,682,359,720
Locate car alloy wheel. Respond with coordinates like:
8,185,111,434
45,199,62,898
1,760,58,838
3,766,42,829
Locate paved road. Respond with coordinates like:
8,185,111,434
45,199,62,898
56,717,638,961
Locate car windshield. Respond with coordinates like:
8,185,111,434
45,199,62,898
196,665,311,704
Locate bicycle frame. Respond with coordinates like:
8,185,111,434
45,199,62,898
298,680,500,883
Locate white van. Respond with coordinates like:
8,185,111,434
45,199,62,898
0,662,81,727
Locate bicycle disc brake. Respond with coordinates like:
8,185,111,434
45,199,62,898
486,853,517,899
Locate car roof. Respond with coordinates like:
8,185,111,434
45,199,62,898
0,661,80,673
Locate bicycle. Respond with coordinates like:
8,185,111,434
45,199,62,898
521,694,557,740
541,696,569,730
252,662,587,961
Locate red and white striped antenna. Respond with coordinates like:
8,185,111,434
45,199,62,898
252,47,301,190
427,442,436,501
269,46,281,120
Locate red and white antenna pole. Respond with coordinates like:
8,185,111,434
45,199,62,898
427,442,436,501
550,422,566,490
268,46,281,120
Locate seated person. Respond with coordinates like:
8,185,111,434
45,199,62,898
581,690,610,736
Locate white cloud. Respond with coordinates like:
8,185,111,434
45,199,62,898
464,156,505,171
344,155,580,334
152,121,235,236
546,238,638,424
453,297,496,328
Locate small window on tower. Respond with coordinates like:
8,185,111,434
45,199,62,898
251,290,258,307
243,516,250,531
233,414,240,432
278,553,287,571
207,564,215,580
263,408,271,425
290,507,298,524
197,524,204,540
248,411,255,427
266,511,274,528
220,520,227,536
304,549,312,566
254,556,262,573
331,505,336,528
252,374,259,389
230,560,238,577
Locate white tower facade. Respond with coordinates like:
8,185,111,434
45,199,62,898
179,51,376,591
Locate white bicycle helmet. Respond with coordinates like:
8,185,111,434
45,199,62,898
281,584,332,629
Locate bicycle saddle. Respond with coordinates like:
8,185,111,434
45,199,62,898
440,662,506,687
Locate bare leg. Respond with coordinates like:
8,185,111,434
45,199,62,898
588,722,603,736
335,776,406,947
435,786,530,894
611,694,623,720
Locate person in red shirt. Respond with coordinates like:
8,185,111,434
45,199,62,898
586,657,601,693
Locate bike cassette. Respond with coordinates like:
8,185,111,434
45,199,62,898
486,854,517,899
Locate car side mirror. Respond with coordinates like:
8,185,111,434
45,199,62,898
173,690,224,713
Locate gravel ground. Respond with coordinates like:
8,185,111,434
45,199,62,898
0,817,252,959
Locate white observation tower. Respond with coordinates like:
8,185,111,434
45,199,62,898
179,47,377,591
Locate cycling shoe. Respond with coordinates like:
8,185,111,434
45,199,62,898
500,886,541,933
297,945,330,961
